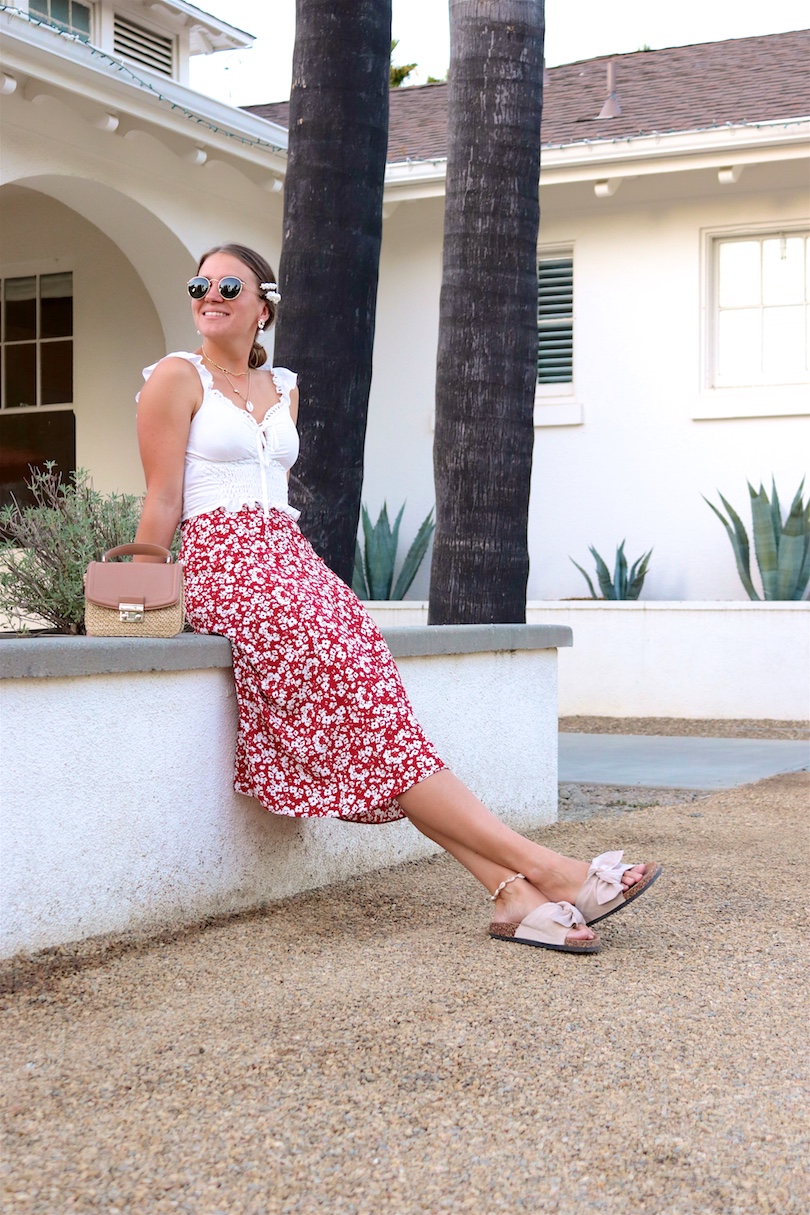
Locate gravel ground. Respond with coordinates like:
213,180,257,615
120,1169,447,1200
2,771,808,1215
558,782,710,822
559,717,809,740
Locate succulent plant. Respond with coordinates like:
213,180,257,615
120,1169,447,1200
704,478,810,601
570,541,652,600
353,502,435,601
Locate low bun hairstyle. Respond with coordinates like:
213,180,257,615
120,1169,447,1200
196,242,279,369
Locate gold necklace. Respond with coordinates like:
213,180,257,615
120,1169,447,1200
203,349,254,413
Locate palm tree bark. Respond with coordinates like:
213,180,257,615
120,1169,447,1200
428,0,545,624
274,0,391,584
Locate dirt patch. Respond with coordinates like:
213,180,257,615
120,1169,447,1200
559,715,809,739
558,782,711,822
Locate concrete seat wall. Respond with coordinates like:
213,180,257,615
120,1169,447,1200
0,626,570,959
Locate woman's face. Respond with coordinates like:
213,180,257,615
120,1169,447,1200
192,252,270,347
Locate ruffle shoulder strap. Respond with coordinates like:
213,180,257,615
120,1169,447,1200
269,366,298,403
137,351,212,401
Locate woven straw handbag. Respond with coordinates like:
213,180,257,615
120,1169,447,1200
84,543,184,638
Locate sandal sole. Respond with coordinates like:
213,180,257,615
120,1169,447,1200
489,931,600,954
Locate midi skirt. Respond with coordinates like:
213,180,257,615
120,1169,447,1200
180,506,445,823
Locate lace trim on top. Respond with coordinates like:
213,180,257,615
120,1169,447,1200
139,352,300,522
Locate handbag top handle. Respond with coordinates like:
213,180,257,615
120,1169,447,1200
102,543,173,563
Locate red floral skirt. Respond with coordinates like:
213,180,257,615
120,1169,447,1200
180,506,445,823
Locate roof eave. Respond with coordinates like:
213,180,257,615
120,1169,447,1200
383,117,810,200
0,14,288,174
146,1,255,52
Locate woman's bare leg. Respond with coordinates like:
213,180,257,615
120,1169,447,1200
406,815,596,943
398,769,645,905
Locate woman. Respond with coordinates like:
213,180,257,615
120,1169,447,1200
136,242,661,955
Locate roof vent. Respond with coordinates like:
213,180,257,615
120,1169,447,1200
113,16,174,77
598,62,622,119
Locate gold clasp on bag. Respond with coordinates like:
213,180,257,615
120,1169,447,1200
118,602,145,623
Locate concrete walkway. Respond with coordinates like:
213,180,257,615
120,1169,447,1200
559,733,810,789
2,771,808,1215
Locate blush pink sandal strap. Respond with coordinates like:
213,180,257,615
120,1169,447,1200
490,900,600,954
575,851,663,926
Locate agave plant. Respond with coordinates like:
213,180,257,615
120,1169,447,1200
353,502,435,601
570,540,652,601
704,478,810,601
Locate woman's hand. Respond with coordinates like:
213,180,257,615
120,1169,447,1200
135,357,201,557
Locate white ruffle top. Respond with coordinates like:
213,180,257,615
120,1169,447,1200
140,351,300,523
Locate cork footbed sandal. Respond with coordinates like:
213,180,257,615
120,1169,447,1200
489,899,601,954
575,852,663,927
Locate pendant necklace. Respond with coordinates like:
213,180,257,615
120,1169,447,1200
203,349,254,413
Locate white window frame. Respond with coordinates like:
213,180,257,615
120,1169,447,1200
0,260,74,414
696,220,810,421
26,0,95,44
534,244,582,428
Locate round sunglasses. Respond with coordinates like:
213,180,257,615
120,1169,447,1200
187,275,255,301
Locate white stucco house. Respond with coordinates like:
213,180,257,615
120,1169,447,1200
1,4,808,602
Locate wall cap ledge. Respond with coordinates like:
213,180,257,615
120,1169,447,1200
0,624,572,681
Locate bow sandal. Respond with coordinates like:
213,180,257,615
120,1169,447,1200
575,851,663,927
488,875,601,954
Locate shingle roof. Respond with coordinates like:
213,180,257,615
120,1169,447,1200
245,29,810,163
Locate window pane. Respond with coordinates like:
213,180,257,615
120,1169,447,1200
762,237,805,306
72,3,91,36
40,273,72,339
40,341,73,405
29,0,48,16
762,306,806,379
717,309,761,382
4,343,37,408
52,0,70,24
4,278,37,342
718,241,760,308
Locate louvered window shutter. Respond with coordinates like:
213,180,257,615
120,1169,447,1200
113,17,175,77
537,257,573,384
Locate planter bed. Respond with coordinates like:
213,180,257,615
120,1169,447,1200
365,602,810,721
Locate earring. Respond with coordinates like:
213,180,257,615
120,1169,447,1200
258,319,266,331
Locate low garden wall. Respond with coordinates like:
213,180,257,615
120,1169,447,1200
0,624,571,959
366,602,810,720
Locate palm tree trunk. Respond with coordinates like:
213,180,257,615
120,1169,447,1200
274,0,391,584
428,0,545,624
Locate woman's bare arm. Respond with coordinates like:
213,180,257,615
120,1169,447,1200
135,358,201,555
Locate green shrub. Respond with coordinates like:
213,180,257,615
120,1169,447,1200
0,465,145,633
353,502,435,600
704,478,810,601
570,540,652,600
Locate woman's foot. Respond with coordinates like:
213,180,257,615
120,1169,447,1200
523,856,649,906
489,876,597,944
572,852,663,926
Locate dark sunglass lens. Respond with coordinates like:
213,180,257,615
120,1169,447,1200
219,277,243,300
187,277,210,299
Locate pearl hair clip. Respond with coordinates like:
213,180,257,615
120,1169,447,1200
261,282,282,303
